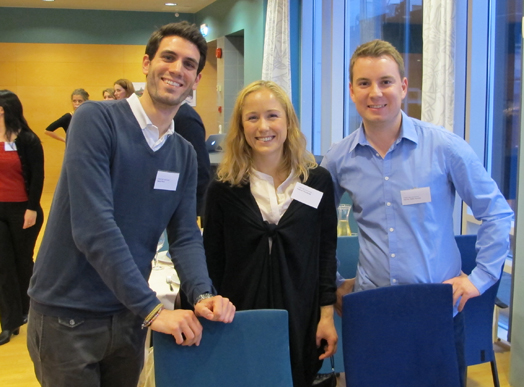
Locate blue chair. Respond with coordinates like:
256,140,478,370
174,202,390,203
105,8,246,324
456,234,503,387
341,283,461,387
153,309,293,387
318,235,359,374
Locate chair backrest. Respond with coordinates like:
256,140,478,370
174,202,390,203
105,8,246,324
456,234,502,366
153,309,293,387
342,283,460,387
318,235,360,374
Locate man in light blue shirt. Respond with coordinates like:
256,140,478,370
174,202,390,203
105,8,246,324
321,40,513,386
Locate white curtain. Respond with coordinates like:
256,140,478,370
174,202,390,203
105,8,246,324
421,0,456,131
262,0,292,99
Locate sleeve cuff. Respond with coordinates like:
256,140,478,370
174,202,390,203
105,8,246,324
469,267,499,295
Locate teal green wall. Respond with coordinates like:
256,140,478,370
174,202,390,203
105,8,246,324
0,8,193,44
195,0,266,84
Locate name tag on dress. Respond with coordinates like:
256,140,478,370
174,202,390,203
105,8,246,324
154,170,179,191
401,187,431,205
291,183,323,209
4,142,17,151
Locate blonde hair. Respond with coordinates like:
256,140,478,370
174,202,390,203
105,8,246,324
217,80,317,186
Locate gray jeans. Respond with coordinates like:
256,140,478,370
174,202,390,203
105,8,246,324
27,306,147,387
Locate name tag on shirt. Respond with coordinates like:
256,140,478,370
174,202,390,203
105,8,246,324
4,142,17,151
154,170,179,191
401,187,431,205
291,183,323,209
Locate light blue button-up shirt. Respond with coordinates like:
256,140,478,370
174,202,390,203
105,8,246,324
322,111,513,298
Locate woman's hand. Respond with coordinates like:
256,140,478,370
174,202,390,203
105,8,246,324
316,305,338,360
23,209,37,229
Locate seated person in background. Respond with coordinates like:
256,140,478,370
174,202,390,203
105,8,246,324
113,78,135,100
45,88,89,143
174,102,210,217
320,39,514,387
203,80,338,387
102,88,115,100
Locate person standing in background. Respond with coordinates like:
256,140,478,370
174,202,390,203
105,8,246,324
113,78,135,100
45,88,89,143
174,102,210,217
0,90,44,346
102,88,115,100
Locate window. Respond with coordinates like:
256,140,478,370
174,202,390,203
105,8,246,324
345,0,423,137
487,0,521,214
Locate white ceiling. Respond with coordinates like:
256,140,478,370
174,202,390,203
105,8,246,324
0,0,216,13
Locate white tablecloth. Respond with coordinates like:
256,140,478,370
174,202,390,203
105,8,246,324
148,251,180,310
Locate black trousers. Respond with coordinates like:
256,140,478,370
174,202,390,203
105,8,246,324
0,202,43,331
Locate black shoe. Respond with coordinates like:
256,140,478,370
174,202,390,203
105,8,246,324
0,328,20,346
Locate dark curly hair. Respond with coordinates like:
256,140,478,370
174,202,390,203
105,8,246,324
145,21,207,74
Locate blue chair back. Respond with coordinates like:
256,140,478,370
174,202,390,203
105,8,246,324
319,236,359,374
342,283,460,387
153,309,293,387
456,235,502,367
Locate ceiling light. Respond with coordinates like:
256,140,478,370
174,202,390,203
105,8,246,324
42,0,55,2
165,3,177,5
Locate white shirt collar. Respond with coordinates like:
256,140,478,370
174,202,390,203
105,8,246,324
127,93,175,151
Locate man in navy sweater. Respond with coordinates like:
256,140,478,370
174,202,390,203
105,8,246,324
27,22,235,386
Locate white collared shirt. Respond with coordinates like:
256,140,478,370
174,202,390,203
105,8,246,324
249,168,298,225
127,93,175,151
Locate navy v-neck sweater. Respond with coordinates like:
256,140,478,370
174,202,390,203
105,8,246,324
29,99,213,319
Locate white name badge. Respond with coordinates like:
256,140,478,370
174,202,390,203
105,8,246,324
291,183,323,209
401,187,431,205
154,170,179,191
4,142,17,151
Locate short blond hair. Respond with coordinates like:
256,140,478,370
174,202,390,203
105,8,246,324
217,80,317,186
350,39,405,83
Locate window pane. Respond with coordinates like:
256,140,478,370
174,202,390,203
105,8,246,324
489,0,522,213
346,0,423,136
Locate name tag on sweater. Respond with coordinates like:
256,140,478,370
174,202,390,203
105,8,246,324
401,187,431,205
291,183,323,209
154,170,179,191
4,142,17,151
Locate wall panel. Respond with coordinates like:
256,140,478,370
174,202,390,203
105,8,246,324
1,41,217,195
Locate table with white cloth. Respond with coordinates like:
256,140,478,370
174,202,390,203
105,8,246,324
139,252,180,387
148,251,180,309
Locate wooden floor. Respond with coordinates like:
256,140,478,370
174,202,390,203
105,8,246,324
0,190,515,387
0,329,513,387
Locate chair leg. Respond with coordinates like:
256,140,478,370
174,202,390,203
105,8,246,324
490,359,500,387
493,307,499,342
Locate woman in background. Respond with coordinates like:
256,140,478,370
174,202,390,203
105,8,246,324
113,79,135,100
102,88,115,100
0,90,44,345
203,80,338,386
45,88,89,143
